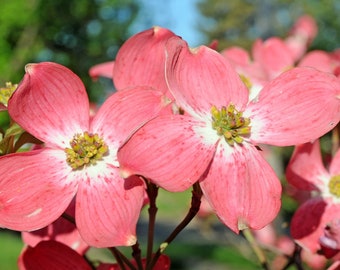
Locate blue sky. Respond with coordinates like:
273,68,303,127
130,0,204,47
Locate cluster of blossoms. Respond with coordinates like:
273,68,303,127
1,14,340,269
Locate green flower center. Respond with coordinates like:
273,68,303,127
329,175,340,198
0,82,17,106
211,104,251,146
65,132,108,170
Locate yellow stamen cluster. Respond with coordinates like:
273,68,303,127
211,104,251,146
65,132,108,169
0,82,18,106
329,175,340,198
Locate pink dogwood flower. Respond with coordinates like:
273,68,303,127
222,37,295,100
0,62,167,247
286,140,340,254
118,37,340,233
253,224,327,269
221,15,317,101
285,14,318,61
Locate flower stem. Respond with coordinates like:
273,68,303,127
109,247,137,270
146,182,202,270
282,244,304,270
145,180,159,265
132,241,143,270
242,228,269,270
61,212,75,225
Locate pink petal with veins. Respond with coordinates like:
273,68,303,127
118,114,217,192
8,62,90,148
299,50,333,72
165,37,249,118
113,26,176,94
91,86,169,149
221,46,251,67
200,142,281,233
75,169,144,247
286,140,328,191
252,37,294,80
247,67,340,146
0,149,77,231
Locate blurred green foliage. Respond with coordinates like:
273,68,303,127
0,230,23,269
0,0,140,102
196,0,340,51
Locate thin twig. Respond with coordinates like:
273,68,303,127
132,241,143,270
242,228,269,270
109,247,137,270
146,182,202,270
61,212,75,225
282,244,304,270
145,180,159,266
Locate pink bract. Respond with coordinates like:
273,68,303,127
285,15,318,61
222,37,295,100
113,26,176,95
0,62,168,247
89,26,177,98
118,37,340,234
298,49,340,77
89,61,115,80
221,15,318,101
252,37,295,80
289,15,318,43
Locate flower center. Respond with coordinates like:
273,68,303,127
211,104,251,146
65,132,108,170
329,175,340,198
